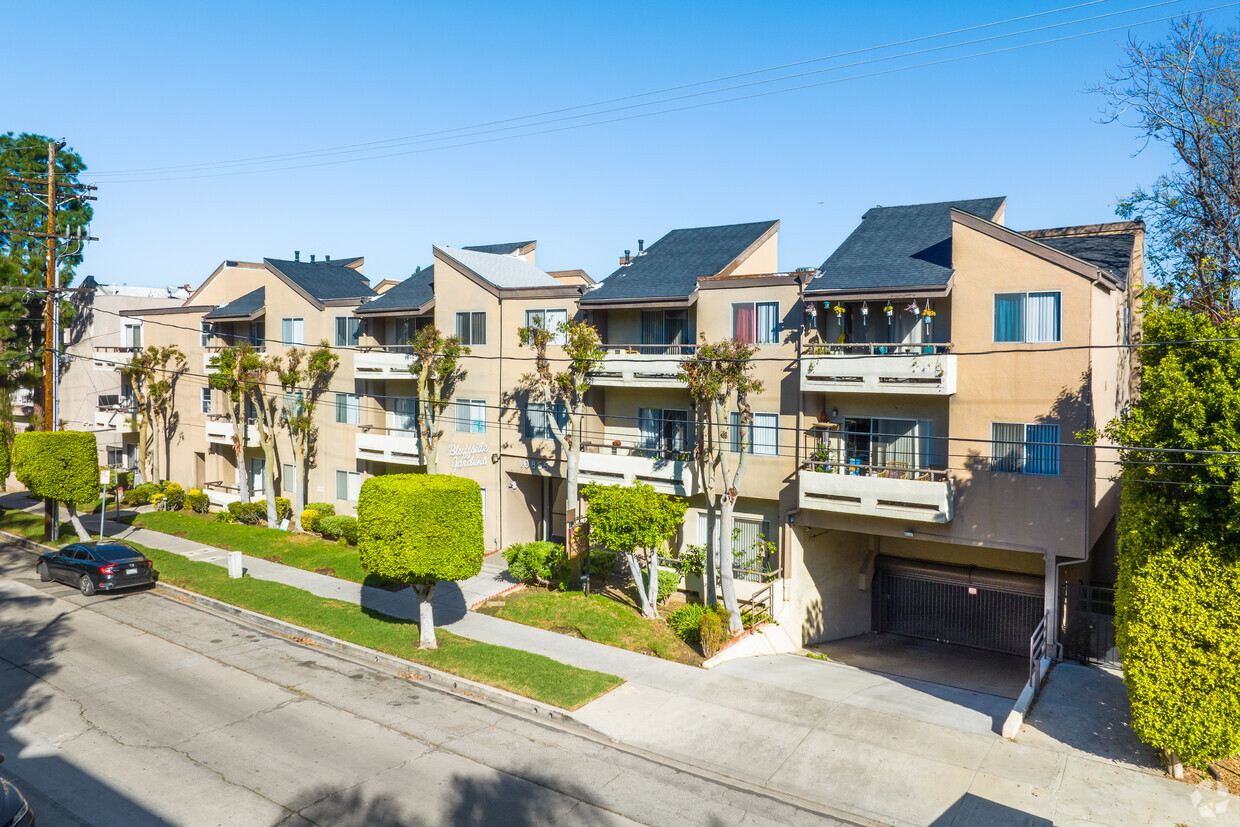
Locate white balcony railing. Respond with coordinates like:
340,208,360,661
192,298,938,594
93,408,135,432
801,344,956,395
578,443,699,496
93,346,138,371
798,462,954,523
355,428,423,466
354,348,417,379
587,345,692,388
205,418,260,448
203,482,242,507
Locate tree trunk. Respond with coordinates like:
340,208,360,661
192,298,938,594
414,582,438,648
288,435,306,530
704,501,719,606
647,546,661,615
64,503,92,542
230,411,249,504
718,494,742,634
136,414,150,485
260,437,278,528
626,551,655,618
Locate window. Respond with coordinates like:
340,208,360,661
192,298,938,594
335,316,361,347
282,463,296,494
456,311,486,346
334,393,360,425
991,423,1060,476
392,397,418,432
249,457,265,494
994,292,1061,343
335,470,362,501
200,388,212,415
640,309,690,354
249,321,265,348
731,302,780,345
524,309,569,345
106,446,124,468
284,391,305,418
637,408,689,455
842,418,933,471
697,513,772,560
200,321,212,348
394,316,432,350
728,412,779,456
525,402,568,439
456,399,486,434
281,317,304,346
122,323,142,349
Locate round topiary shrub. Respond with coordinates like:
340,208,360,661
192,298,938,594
185,489,209,513
300,508,320,533
319,515,358,545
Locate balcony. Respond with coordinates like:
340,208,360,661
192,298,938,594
93,408,135,433
801,343,956,395
205,416,260,448
93,346,138,371
578,442,699,496
587,345,691,388
798,461,954,523
355,428,423,466
354,348,417,380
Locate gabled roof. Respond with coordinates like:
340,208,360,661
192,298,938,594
264,258,376,303
462,241,535,256
807,197,1006,295
1022,231,1136,286
582,220,778,304
436,246,563,289
355,266,435,316
203,287,264,321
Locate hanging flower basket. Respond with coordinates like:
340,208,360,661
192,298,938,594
883,303,894,317
906,301,921,316
832,303,845,316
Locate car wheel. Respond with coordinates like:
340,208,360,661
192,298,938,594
79,575,96,596
37,562,51,582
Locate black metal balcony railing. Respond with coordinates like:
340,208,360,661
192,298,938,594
804,341,953,356
596,343,697,356
802,458,949,482
580,440,696,462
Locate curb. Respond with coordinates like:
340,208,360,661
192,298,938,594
0,528,584,728
468,582,524,610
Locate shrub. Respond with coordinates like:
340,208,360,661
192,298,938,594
673,544,706,578
503,541,567,585
357,474,483,585
306,502,335,520
126,482,162,506
163,482,185,510
699,610,726,657
12,431,100,506
669,602,713,644
300,508,320,533
227,501,265,525
319,515,358,545
588,548,617,578
185,489,209,513
275,497,292,522
107,470,134,492
214,510,237,523
150,492,167,509
657,569,679,604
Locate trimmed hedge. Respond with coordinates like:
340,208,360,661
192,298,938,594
357,474,483,585
185,489,209,513
588,548,617,577
306,502,335,519
12,431,99,506
503,541,566,585
318,514,358,545
227,501,264,525
301,508,321,533
125,482,162,506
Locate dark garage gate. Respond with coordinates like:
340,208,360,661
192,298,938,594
872,555,1044,655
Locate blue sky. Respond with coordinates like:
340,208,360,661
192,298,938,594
6,1,1238,287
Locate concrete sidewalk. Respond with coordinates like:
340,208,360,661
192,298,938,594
51,511,1238,826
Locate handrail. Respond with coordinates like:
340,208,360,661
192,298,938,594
203,481,239,493
94,345,139,353
358,425,420,437
596,344,697,356
356,344,417,355
804,342,952,356
1030,609,1050,690
802,459,949,482
739,572,780,627
580,441,696,461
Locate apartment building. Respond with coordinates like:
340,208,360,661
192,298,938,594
110,200,1141,658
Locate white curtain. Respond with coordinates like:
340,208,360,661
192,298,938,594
752,413,778,456
639,408,660,449
1025,292,1061,343
756,302,779,344
991,423,1024,472
872,419,917,469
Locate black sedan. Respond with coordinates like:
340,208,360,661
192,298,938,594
0,755,33,826
35,542,156,596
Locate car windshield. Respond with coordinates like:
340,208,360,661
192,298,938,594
92,544,140,562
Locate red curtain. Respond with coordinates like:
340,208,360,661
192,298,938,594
733,303,755,343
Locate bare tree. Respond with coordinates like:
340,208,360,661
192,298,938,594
408,325,468,472
1095,17,1240,321
278,343,338,529
240,349,282,527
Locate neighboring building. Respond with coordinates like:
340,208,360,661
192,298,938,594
62,277,190,468
114,201,1142,658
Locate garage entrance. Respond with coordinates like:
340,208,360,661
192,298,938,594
872,555,1043,656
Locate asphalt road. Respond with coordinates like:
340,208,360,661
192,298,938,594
0,543,867,827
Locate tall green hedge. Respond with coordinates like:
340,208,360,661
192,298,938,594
357,474,483,585
13,431,100,506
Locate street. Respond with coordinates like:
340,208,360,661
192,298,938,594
0,544,866,827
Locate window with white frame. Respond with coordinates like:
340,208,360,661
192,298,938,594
249,457,265,494
993,292,1061,343
281,317,304,346
122,322,143,349
456,311,486,346
524,309,569,345
731,302,780,345
200,321,212,348
638,408,689,454
456,399,486,434
200,387,212,415
391,397,418,432
334,392,360,425
335,316,361,347
525,401,568,439
991,422,1060,475
335,469,362,501
282,463,297,494
106,446,124,468
697,513,772,570
728,411,780,456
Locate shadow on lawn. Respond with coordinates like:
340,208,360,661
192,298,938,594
358,578,469,627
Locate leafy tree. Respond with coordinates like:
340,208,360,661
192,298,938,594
0,386,13,490
517,317,606,566
680,337,763,634
408,325,468,471
208,344,256,503
277,343,338,529
1095,17,1240,321
0,134,93,416
357,474,484,648
120,345,187,483
582,481,686,618
12,431,99,541
238,348,282,528
1103,307,1240,768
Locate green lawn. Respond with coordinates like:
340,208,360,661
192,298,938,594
0,510,623,710
0,509,74,546
131,511,373,585
476,588,702,665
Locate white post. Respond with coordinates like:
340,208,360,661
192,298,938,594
228,551,243,579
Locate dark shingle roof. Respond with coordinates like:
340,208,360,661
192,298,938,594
1029,234,1135,285
264,258,376,302
582,220,778,303
204,287,264,320
462,241,534,256
355,267,434,315
807,197,1005,294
